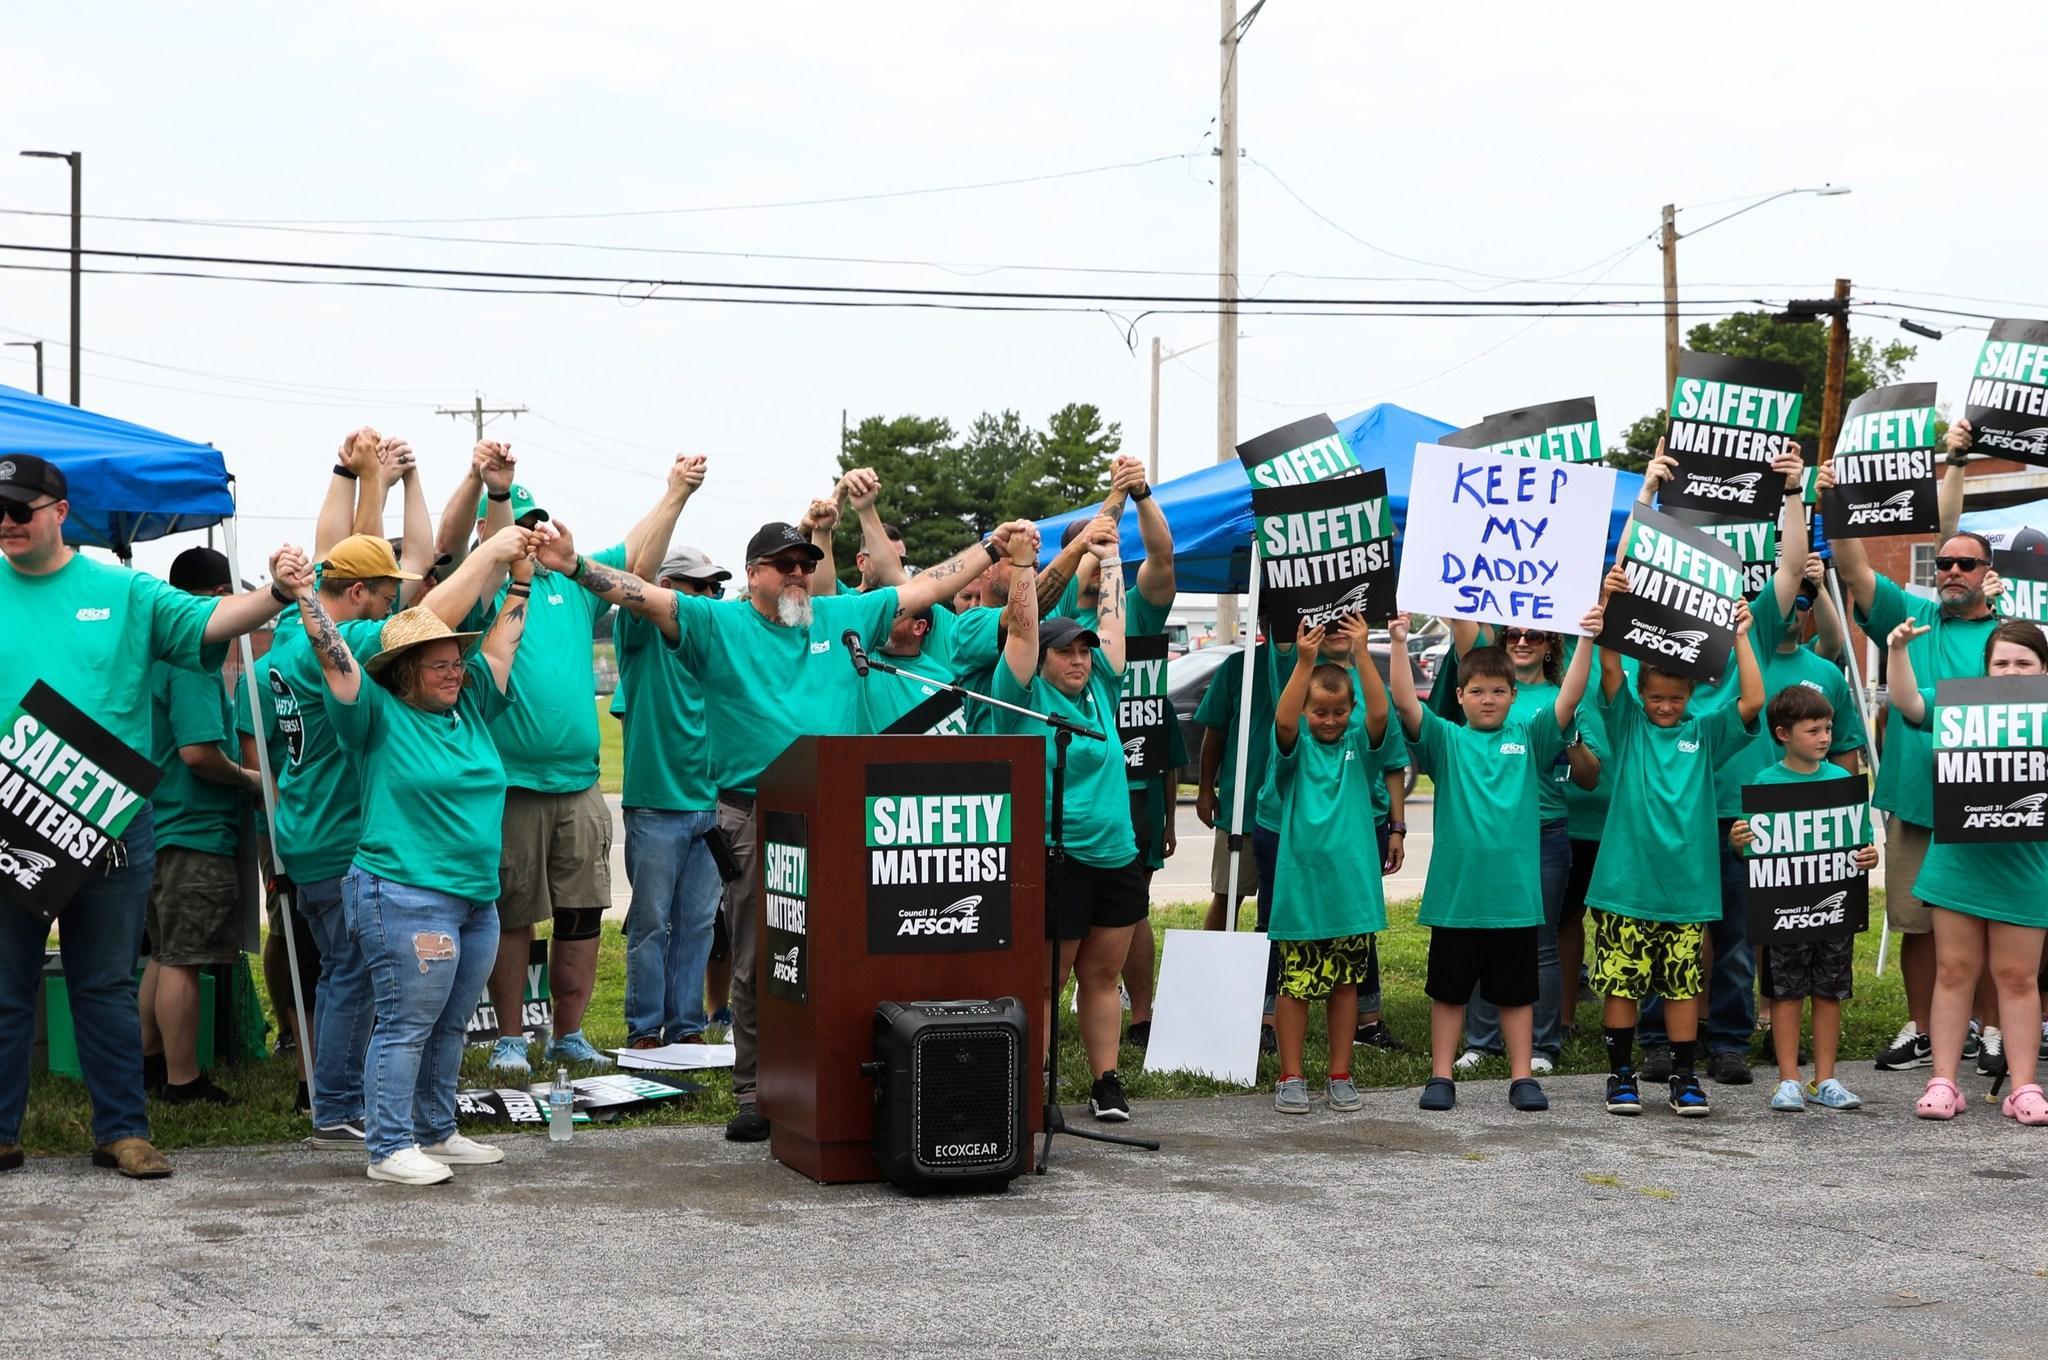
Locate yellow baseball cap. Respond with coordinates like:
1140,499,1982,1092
320,534,423,582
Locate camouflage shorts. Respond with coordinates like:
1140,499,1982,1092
1588,910,1702,1002
1276,934,1374,1002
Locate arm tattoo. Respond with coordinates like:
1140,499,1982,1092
579,561,621,595
500,601,527,627
1035,559,1073,617
923,554,967,584
297,594,355,678
1099,563,1126,623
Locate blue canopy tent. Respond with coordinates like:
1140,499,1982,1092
1034,401,1645,589
0,382,234,557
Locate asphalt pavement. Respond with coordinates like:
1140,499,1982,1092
3,1064,2039,1358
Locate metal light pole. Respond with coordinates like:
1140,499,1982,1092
1148,334,1222,486
1659,184,1849,399
20,150,81,406
3,341,43,396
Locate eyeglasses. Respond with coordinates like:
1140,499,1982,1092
1934,556,1988,572
419,659,464,675
0,498,56,525
1499,628,1548,644
668,578,725,599
755,557,818,577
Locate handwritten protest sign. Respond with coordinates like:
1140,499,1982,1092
1442,397,1603,463
1964,319,2048,467
1236,414,1360,489
1596,505,1745,682
1933,676,2048,843
1251,470,1395,632
1661,352,1805,518
1742,774,1871,941
1396,444,1615,633
1824,382,1941,538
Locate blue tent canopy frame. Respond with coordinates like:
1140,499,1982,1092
0,382,234,556
1034,402,1644,594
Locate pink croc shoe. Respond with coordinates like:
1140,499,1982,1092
1915,1077,1963,1120
2000,1083,2048,1125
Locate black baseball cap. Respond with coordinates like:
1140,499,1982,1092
745,522,825,565
0,453,67,504
1038,616,1100,655
169,546,234,592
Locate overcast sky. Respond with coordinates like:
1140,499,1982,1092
3,0,2040,586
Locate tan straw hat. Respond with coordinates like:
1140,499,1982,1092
366,606,482,677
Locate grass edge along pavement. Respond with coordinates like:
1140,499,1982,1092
17,898,1911,1157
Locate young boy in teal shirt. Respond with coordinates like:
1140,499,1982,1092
1265,616,1393,1115
1589,565,1764,1118
1389,602,1603,1114
1729,684,1879,1113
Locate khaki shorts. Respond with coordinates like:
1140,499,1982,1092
1883,817,1932,934
498,784,614,930
1210,826,1260,898
145,846,244,967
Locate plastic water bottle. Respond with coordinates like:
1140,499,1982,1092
548,1065,574,1143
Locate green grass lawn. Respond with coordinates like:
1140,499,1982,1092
596,694,622,795
16,897,1911,1156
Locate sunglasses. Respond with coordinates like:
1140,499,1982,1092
668,577,726,599
755,557,818,576
1499,628,1549,644
1933,556,1988,572
0,498,55,525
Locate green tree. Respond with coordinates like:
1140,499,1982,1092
1606,310,1916,467
1002,403,1120,521
832,414,965,576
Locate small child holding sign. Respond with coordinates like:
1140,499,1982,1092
1388,602,1603,1113
1588,564,1764,1118
1728,685,1879,1113
1265,615,1396,1115
1886,618,2048,1124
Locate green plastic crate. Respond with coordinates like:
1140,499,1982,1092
43,971,214,1080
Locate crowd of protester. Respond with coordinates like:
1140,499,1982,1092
1,413,2045,1184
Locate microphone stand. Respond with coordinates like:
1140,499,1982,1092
851,647,1161,1169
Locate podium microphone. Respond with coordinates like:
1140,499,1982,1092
843,629,871,678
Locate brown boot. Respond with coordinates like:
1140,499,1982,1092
0,1144,22,1173
91,1137,172,1179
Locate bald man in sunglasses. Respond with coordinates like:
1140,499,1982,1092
1832,417,2003,1071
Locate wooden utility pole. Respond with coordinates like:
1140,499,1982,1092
1660,203,1680,404
1818,277,1852,459
435,393,526,443
1215,0,1243,644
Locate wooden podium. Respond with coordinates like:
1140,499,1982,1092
754,734,1047,1183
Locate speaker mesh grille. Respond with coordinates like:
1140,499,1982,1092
910,1026,1017,1169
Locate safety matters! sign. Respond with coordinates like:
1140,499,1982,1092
866,761,1014,954
0,682,160,921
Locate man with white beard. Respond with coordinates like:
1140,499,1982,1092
537,513,1034,1141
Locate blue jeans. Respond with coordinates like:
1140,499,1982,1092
0,805,155,1147
349,868,498,1161
1249,823,1282,1011
1465,819,1571,1060
622,808,721,1044
298,874,372,1128
1641,822,1755,1054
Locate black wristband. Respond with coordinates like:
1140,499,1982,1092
487,490,513,502
1947,450,1970,467
269,583,293,605
1387,821,1407,836
1131,485,1153,502
983,540,1002,566
506,583,532,597
333,463,357,481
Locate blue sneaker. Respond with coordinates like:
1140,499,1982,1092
1806,1078,1862,1110
545,1030,610,1066
488,1035,530,1074
1668,1073,1712,1118
1769,1079,1805,1112
1604,1070,1642,1116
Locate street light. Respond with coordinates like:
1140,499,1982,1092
3,341,43,396
20,150,81,406
1659,184,1850,396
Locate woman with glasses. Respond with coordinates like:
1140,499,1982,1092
1442,621,1600,1073
289,527,540,1185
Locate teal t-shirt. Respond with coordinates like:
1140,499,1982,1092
1056,573,1174,793
1585,681,1759,922
993,651,1137,869
233,664,290,783
268,613,387,884
1412,704,1566,929
1858,575,1997,828
0,553,224,755
1251,651,1409,831
1907,686,2048,927
1712,594,1868,817
147,661,242,858
948,606,1004,735
615,608,715,812
1197,646,1278,831
668,587,901,795
1562,697,1610,840
1268,723,1393,939
325,655,514,903
857,639,954,734
482,543,626,795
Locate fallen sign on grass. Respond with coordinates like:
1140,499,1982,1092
1142,928,1269,1087
610,1040,739,1070
456,1073,701,1126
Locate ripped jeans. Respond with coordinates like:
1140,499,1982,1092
345,867,499,1162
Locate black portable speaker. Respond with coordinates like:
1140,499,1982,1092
869,998,1029,1191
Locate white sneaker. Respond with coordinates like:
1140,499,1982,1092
1530,1055,1555,1075
366,1147,454,1186
420,1134,505,1166
1453,1049,1487,1072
